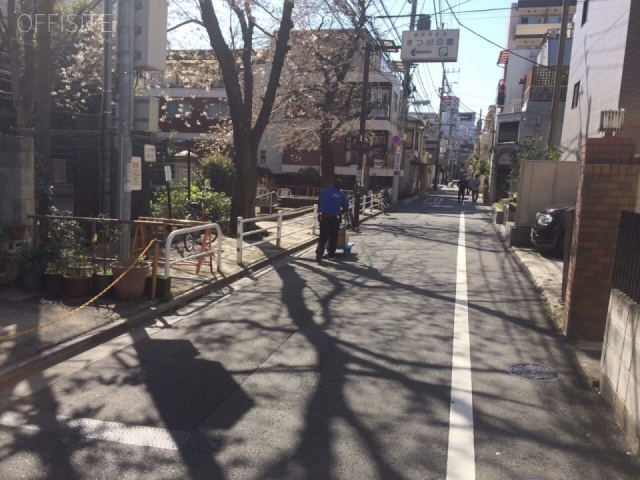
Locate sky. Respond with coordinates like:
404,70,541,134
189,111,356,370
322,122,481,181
167,0,513,123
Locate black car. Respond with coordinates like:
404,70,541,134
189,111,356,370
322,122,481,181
530,205,574,256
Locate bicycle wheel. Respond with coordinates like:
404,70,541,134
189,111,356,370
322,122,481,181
205,215,219,244
184,213,198,251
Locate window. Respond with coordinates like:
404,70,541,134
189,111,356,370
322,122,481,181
497,121,519,143
206,100,229,118
547,15,561,23
582,0,589,25
52,159,67,183
260,150,266,164
571,81,580,109
165,100,192,119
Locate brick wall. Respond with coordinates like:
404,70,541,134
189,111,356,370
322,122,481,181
564,137,640,341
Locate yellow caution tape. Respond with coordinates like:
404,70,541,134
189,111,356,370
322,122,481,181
0,240,157,342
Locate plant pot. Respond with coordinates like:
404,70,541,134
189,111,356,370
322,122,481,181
44,272,65,298
8,224,27,241
64,275,93,298
92,273,114,297
111,261,150,301
20,269,44,292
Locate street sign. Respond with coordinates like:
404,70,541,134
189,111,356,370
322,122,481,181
401,29,460,62
394,146,402,173
391,134,401,145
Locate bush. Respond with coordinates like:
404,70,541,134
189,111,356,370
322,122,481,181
150,182,231,220
199,152,235,196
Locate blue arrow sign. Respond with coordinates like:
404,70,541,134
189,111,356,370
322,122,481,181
411,48,433,56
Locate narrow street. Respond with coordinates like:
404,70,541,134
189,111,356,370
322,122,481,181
0,189,638,480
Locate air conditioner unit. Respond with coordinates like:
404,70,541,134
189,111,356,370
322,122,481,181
599,109,625,136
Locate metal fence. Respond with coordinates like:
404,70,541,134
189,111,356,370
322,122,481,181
612,210,640,303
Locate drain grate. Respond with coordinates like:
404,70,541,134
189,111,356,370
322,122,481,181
507,363,563,382
192,293,224,305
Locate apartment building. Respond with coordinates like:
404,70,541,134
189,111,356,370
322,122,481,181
490,0,576,201
560,0,640,160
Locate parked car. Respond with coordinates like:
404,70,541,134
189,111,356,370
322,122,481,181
531,205,574,256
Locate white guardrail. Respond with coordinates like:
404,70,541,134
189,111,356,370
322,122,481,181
164,223,223,278
237,205,318,265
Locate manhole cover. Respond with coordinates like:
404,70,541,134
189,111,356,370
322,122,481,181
507,363,563,382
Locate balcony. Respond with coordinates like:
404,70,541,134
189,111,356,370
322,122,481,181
523,66,569,105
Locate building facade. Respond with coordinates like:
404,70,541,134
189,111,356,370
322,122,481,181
560,0,640,160
489,0,576,201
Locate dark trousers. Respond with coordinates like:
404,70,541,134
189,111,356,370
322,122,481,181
316,216,340,257
471,189,479,204
457,189,465,203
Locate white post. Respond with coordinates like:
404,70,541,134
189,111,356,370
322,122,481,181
237,217,244,265
276,210,283,248
313,204,318,235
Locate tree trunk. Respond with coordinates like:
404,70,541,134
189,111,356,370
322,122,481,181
319,121,335,188
229,132,257,235
34,0,56,215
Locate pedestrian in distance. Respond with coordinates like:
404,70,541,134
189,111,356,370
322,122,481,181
457,176,467,204
316,178,350,263
469,174,481,205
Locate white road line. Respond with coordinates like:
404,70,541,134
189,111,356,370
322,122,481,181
446,212,476,480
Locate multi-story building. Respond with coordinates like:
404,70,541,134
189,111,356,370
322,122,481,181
144,32,420,194
489,0,576,201
560,0,640,159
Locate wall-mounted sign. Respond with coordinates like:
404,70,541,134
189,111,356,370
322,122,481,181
127,157,142,191
164,166,172,182
401,29,460,62
144,144,156,162
394,146,402,174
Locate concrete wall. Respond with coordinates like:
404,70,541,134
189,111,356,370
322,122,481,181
0,135,34,227
560,0,632,162
601,290,640,454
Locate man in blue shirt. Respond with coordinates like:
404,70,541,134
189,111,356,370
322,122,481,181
316,178,350,263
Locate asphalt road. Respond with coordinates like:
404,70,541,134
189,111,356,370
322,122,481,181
0,190,638,479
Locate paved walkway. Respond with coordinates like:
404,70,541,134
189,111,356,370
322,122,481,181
0,212,323,383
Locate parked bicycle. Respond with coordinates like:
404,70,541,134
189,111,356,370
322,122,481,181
184,198,218,252
379,188,393,214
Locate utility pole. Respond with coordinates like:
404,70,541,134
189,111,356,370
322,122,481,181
101,0,113,215
116,0,134,259
548,0,570,148
393,0,419,204
354,41,372,228
433,69,446,190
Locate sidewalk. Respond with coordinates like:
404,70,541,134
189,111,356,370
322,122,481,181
0,213,322,384
494,217,603,387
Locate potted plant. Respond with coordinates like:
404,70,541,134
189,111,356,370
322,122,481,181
19,244,56,292
111,255,150,301
44,250,67,298
63,256,94,298
92,218,119,296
